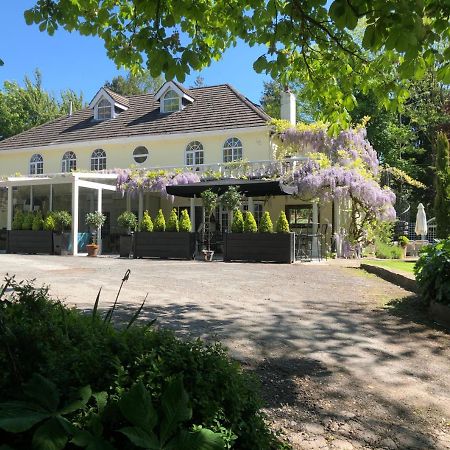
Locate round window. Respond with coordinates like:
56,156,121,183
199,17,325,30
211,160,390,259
133,146,149,164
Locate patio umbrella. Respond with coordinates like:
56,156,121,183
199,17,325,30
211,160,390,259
415,203,428,240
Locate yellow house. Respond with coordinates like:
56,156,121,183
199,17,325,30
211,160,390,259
0,81,336,256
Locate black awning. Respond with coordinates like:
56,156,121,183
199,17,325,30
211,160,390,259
166,178,296,198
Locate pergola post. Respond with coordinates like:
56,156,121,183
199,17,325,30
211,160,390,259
247,197,254,214
49,184,53,211
97,188,103,255
138,192,144,223
30,186,33,212
71,176,79,256
7,185,13,231
312,201,319,258
190,196,196,232
126,192,131,212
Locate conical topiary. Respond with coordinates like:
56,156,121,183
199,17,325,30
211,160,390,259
154,209,166,232
179,209,192,232
166,208,179,232
22,213,34,230
12,212,24,230
32,212,44,231
276,211,290,233
231,210,244,233
140,211,153,232
43,213,56,231
258,211,273,233
243,211,257,233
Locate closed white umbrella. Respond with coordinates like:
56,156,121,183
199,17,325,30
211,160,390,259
415,203,428,240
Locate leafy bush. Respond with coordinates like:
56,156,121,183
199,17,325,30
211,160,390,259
140,210,154,232
43,213,56,231
258,211,273,233
0,278,286,450
221,186,241,212
179,209,192,232
31,212,44,231
398,235,409,248
243,211,257,233
21,213,34,230
54,211,72,232
117,211,137,233
275,211,290,233
154,209,166,232
201,189,219,219
166,208,180,232
12,212,24,230
85,211,106,229
374,240,402,259
231,210,244,233
414,239,450,305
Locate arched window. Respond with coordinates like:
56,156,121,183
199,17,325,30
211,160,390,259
223,137,243,163
91,149,107,171
97,98,112,120
62,151,77,173
163,89,180,113
133,146,149,164
185,141,204,166
29,154,43,175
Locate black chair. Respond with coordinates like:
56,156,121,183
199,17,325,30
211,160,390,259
296,223,328,261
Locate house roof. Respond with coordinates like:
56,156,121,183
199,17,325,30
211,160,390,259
102,87,130,108
0,84,270,152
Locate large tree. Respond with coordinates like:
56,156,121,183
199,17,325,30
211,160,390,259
434,132,450,238
105,71,164,96
0,70,83,140
23,1,450,128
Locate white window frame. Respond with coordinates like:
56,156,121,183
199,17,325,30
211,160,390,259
162,89,181,113
133,146,149,164
91,149,107,171
96,98,112,120
185,141,204,166
223,137,243,163
62,151,77,173
30,154,44,175
242,201,264,225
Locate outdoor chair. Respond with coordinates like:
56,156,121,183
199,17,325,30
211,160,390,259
296,223,328,261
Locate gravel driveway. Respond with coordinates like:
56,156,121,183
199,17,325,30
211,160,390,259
1,255,449,450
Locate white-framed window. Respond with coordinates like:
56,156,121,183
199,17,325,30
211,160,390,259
97,98,112,120
185,141,204,166
133,146,149,164
223,137,243,163
162,89,180,113
91,149,107,171
29,154,44,175
243,202,264,225
62,151,77,173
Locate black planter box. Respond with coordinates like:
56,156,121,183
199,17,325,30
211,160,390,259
224,232,295,263
53,232,71,256
120,235,133,258
134,232,196,260
7,230,54,255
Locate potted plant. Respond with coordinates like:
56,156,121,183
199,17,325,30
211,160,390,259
398,235,409,259
201,189,218,261
117,211,137,258
220,186,242,232
85,211,106,257
53,211,72,256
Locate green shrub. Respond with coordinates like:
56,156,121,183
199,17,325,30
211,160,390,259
20,212,33,230
54,211,72,232
275,211,290,233
85,211,106,229
12,212,24,230
140,210,154,232
31,212,43,231
231,210,244,233
166,208,179,232
179,209,192,232
374,240,402,259
243,211,257,233
43,213,56,231
398,235,409,248
154,209,166,232
0,278,286,450
117,211,137,233
221,186,242,212
258,211,273,233
414,239,450,305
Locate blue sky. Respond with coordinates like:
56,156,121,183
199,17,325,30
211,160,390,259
0,2,271,104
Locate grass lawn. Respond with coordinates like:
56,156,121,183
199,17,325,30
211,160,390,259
364,259,416,274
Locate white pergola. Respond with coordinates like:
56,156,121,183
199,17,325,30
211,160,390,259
0,173,117,255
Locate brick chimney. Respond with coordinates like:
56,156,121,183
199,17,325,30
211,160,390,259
280,90,296,125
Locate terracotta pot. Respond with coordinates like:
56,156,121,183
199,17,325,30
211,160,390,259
86,244,99,257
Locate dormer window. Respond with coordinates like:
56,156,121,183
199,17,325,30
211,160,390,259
163,90,180,113
97,98,112,120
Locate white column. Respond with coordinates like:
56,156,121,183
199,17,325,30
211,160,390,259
247,197,255,214
138,192,144,223
97,188,103,255
190,196,196,232
71,177,79,256
49,184,53,211
312,201,319,258
30,186,33,212
7,185,13,231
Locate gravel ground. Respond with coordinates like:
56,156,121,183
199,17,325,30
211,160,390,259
1,255,449,450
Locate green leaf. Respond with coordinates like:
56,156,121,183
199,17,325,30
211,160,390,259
329,0,358,29
23,9,35,25
119,426,159,449
160,376,192,445
0,402,49,432
437,64,450,84
32,418,68,450
23,374,60,412
166,429,225,450
119,383,157,434
59,385,91,414
93,392,108,414
71,429,116,450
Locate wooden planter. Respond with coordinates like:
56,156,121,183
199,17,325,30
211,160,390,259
429,300,450,329
134,232,196,260
7,230,54,255
224,232,295,263
119,235,133,258
53,232,71,256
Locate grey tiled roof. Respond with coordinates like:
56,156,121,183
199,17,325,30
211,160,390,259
0,84,270,151
103,87,130,108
